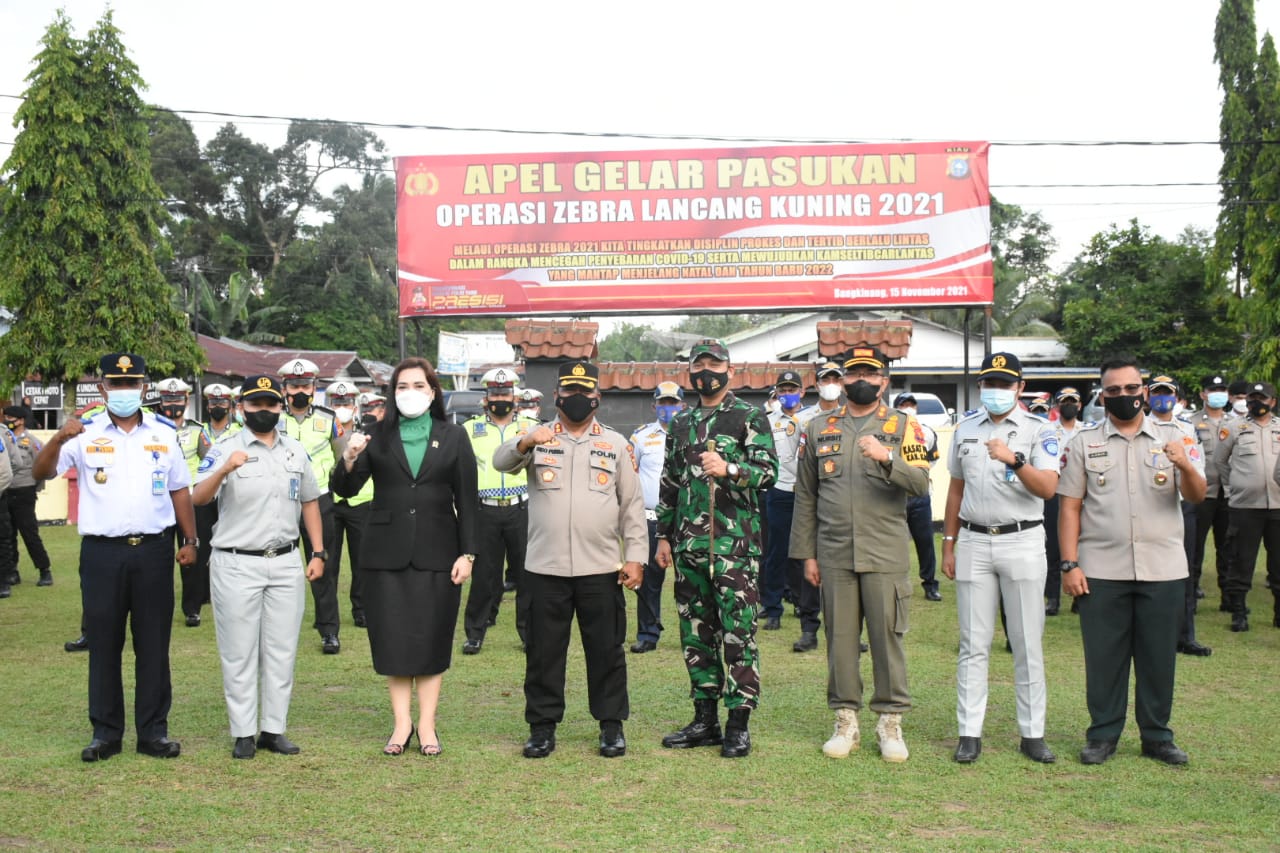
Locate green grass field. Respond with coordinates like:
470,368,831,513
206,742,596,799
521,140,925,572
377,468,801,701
1,524,1278,851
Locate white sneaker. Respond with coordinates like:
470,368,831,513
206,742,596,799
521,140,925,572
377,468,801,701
876,713,909,763
822,708,860,758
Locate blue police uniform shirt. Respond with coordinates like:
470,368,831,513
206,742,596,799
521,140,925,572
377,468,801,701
56,411,191,536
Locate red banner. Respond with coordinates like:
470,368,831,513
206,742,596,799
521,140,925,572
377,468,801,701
395,142,992,317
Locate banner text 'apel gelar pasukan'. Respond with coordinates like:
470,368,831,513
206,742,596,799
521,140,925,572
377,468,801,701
395,142,992,317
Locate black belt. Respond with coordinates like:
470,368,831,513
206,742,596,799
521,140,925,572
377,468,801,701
86,532,169,546
959,519,1043,536
215,542,298,558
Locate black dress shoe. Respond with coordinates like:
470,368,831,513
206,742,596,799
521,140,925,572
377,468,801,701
232,736,256,759
257,732,300,755
137,737,181,758
599,721,626,758
1141,739,1189,765
1230,613,1250,632
65,634,89,652
0,583,9,598
353,612,367,628
462,639,482,655
1019,737,1057,763
859,641,869,653
1195,586,1205,599
503,581,518,593
953,736,982,763
1079,738,1118,765
793,632,818,652
5,571,19,585
763,616,781,631
629,639,657,653
321,634,341,654
523,727,556,758
1045,599,1060,616
925,588,943,602
81,738,122,762
184,614,201,628
37,570,53,587
1177,640,1213,656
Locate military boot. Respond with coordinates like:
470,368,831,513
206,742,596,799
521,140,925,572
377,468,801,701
1230,594,1250,632
661,699,722,749
876,713,909,763
720,708,751,758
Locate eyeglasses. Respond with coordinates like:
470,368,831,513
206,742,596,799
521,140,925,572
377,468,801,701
1101,384,1144,397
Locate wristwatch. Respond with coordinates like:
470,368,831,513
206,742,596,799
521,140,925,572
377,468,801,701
726,463,740,481
182,537,198,548
461,553,477,562
1060,560,1080,572
1010,451,1026,471
310,550,329,562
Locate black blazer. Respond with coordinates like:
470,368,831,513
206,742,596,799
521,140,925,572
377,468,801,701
330,417,478,571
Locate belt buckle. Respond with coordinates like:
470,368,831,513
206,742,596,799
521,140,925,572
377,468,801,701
127,535,143,546
988,526,1001,536
500,497,513,506
264,547,279,558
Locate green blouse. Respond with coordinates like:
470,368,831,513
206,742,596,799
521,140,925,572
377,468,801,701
398,413,433,476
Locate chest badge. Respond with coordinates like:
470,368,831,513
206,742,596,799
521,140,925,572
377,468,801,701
1097,473,1106,487
1154,472,1168,486
94,469,108,484
823,458,836,474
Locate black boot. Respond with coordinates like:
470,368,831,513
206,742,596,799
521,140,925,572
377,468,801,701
661,699,722,749
1230,595,1249,632
1273,597,1280,629
721,708,751,758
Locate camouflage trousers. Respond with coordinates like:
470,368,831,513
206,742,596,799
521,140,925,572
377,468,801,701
673,552,760,710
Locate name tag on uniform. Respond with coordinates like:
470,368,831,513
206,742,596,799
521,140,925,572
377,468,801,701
289,477,300,500
85,444,115,466
152,470,166,495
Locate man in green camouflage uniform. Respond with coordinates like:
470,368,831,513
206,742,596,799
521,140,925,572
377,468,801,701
656,339,777,758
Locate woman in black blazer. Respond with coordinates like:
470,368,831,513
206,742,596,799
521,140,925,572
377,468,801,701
331,357,477,756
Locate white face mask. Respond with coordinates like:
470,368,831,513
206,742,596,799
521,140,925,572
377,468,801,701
1233,398,1249,415
818,383,842,402
900,407,917,417
333,406,354,424
396,390,433,419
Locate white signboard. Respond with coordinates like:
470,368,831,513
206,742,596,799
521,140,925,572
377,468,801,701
437,332,469,376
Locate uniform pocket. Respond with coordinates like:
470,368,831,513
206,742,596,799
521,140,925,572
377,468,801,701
1083,455,1116,493
892,576,912,635
589,456,617,493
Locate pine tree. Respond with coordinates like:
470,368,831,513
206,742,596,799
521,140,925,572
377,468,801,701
0,11,204,395
1213,0,1260,297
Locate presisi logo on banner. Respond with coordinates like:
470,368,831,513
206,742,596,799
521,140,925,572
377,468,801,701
393,142,992,318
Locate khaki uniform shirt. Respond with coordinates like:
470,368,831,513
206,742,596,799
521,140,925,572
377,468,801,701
1214,416,1280,509
768,406,816,492
1058,416,1204,582
494,418,647,577
1188,409,1228,496
948,407,1059,525
7,428,40,489
196,429,320,551
790,403,931,573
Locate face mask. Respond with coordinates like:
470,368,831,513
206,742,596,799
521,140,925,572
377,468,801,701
899,407,917,417
4,420,19,431
486,399,515,418
207,405,229,422
844,380,881,406
288,391,312,410
556,393,598,423
1149,394,1176,414
106,389,142,418
1207,392,1229,410
818,383,842,402
980,388,1017,416
691,368,728,397
333,406,355,424
1058,403,1080,421
234,408,245,426
1104,394,1144,421
656,404,681,426
242,409,281,434
778,392,802,410
1233,398,1249,415
160,405,184,420
1247,399,1272,419
396,390,432,419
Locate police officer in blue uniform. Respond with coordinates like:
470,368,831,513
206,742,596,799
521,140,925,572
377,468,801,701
33,353,198,762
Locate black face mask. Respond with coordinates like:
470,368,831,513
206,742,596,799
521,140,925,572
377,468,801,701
1247,399,1272,419
160,405,184,420
243,409,281,434
288,392,312,410
1058,403,1080,421
207,406,229,422
1104,394,1144,421
486,399,515,418
4,420,19,431
359,414,378,432
691,369,728,397
844,380,881,406
556,394,598,424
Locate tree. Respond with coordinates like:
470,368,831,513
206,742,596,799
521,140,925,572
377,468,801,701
183,269,285,344
597,322,672,361
1213,0,1261,296
1058,222,1235,385
0,11,204,392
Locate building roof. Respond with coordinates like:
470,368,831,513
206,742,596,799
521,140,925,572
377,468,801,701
198,334,386,386
816,319,913,360
505,319,599,360
596,362,821,393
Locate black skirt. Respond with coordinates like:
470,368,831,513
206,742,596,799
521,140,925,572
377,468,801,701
363,567,462,677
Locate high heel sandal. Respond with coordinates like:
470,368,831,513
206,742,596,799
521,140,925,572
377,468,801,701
383,726,414,756
419,729,442,757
